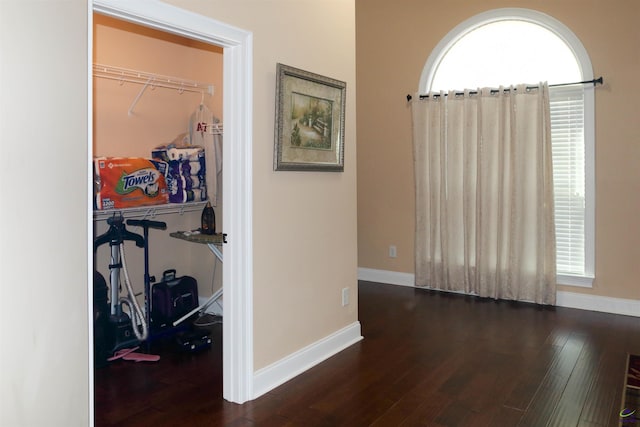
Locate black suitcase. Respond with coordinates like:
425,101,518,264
151,269,199,327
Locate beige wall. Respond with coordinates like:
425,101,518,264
164,0,358,370
1,0,357,425
356,0,640,301
93,15,223,156
93,15,224,301
0,1,90,426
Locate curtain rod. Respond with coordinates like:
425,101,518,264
406,76,603,102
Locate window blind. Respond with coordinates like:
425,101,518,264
549,86,586,276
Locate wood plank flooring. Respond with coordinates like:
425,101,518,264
94,281,640,426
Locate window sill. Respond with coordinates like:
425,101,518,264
557,274,594,288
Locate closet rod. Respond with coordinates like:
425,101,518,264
93,63,215,115
406,76,603,101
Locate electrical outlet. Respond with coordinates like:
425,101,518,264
389,245,397,258
342,287,349,306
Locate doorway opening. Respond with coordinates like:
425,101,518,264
89,2,254,423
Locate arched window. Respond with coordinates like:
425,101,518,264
421,9,595,286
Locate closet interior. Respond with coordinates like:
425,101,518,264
92,12,225,418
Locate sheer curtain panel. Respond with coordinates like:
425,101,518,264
411,84,557,305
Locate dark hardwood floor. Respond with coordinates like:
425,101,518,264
95,281,640,426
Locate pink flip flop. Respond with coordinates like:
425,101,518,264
107,346,160,362
122,352,160,362
107,347,140,362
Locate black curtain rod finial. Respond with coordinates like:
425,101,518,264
407,94,412,102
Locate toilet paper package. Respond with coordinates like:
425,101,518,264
152,144,207,204
94,157,169,210
163,166,208,203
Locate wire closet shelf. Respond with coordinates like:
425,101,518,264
93,63,223,131
93,63,214,95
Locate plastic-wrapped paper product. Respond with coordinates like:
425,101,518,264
189,187,207,202
184,175,205,191
94,157,169,210
164,175,208,203
188,160,202,176
166,172,187,204
152,141,207,204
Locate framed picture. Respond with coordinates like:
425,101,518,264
274,63,346,171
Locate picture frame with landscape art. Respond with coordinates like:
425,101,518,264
274,63,346,171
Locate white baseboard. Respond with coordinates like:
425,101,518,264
555,291,640,318
358,267,416,287
252,321,363,399
358,267,640,318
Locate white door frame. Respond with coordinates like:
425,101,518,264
89,0,254,412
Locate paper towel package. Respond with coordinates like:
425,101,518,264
94,157,169,210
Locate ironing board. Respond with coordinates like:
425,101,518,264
169,231,224,326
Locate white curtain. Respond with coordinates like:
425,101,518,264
411,84,557,305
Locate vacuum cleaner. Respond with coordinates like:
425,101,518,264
93,214,165,361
